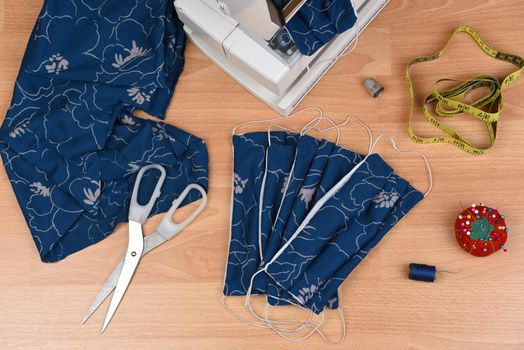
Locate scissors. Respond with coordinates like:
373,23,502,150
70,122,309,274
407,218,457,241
82,164,207,333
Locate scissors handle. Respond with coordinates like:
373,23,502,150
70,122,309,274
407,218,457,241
156,184,208,239
129,164,167,223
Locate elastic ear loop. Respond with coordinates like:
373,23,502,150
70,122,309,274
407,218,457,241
299,114,341,144
221,295,318,331
261,293,347,344
309,113,374,153
222,268,323,335
244,268,346,344
232,106,324,136
245,269,325,341
369,133,433,197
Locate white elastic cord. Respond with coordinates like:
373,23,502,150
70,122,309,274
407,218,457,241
369,133,433,197
244,269,324,337
244,273,346,344
222,294,320,332
300,114,341,144
244,270,326,342
264,302,318,334
316,114,373,153
232,107,324,136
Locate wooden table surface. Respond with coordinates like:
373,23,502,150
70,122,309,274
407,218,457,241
1,1,523,349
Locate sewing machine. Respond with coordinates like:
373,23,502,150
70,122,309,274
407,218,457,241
174,0,389,115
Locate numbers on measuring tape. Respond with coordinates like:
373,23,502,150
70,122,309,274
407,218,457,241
406,26,524,155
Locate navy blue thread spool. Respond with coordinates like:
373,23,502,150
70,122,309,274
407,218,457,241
409,263,437,282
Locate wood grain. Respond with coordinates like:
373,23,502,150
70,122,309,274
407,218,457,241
0,1,523,349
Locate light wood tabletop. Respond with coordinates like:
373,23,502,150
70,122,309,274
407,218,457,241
0,0,523,349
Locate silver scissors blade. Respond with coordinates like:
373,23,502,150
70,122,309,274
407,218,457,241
100,220,144,333
82,234,166,324
82,258,124,324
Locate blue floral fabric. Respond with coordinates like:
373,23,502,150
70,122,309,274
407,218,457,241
225,132,297,296
286,0,358,56
224,132,424,313
0,0,209,262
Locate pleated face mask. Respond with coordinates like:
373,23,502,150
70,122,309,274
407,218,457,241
0,0,209,262
261,152,426,313
223,111,432,342
286,0,358,56
261,140,366,308
224,131,298,296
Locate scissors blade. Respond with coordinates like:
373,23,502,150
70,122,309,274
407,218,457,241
100,221,144,333
82,234,166,324
82,258,125,324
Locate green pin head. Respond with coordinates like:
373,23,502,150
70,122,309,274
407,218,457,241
470,217,494,241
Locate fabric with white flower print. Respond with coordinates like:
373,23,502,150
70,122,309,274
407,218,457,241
266,167,423,313
0,0,209,263
285,0,358,56
373,190,400,208
224,131,298,296
234,174,248,194
259,137,320,263
264,143,363,308
224,131,424,314
252,136,333,297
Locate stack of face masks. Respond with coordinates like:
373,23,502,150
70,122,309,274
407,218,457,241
286,0,358,56
0,0,209,262
223,112,430,341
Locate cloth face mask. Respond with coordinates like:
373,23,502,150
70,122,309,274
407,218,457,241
224,131,298,296
286,0,358,56
260,153,424,313
0,0,209,262
254,135,332,296
264,141,364,307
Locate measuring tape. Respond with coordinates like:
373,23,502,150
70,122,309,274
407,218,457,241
406,26,524,155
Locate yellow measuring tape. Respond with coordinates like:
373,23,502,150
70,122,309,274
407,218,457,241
407,26,524,155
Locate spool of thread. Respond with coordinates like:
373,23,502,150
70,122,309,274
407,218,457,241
364,78,384,98
408,263,437,283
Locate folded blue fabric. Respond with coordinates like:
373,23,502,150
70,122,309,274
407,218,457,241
0,0,209,262
286,0,358,56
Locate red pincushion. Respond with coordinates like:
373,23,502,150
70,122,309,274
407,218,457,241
454,203,508,257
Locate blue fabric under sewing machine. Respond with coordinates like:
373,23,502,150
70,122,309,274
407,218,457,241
224,131,423,313
0,0,209,262
286,0,358,56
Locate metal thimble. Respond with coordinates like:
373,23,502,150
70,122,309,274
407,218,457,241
364,78,384,98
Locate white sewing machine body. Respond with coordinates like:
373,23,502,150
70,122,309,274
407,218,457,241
174,0,389,115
